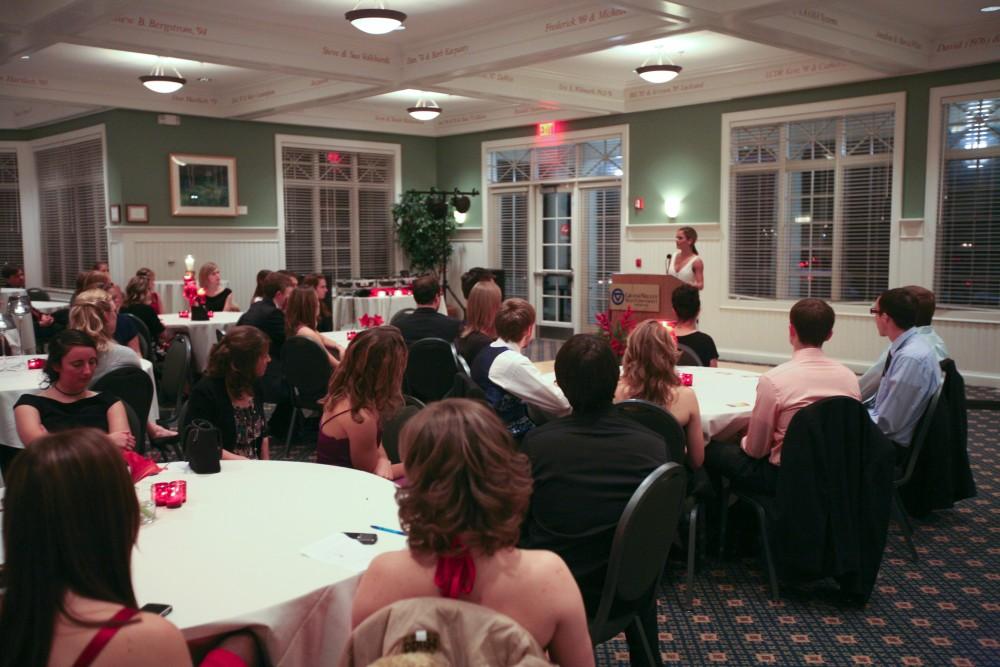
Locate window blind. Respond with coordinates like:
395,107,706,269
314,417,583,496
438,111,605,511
582,187,621,325
488,136,622,184
935,96,1000,308
281,146,394,280
495,191,528,299
35,137,106,290
729,110,895,302
0,151,23,271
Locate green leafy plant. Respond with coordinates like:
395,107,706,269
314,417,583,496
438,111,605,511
392,189,456,273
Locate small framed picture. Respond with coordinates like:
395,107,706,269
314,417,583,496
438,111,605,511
109,204,121,224
126,204,149,223
169,153,238,217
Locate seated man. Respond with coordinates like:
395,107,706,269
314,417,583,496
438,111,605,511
520,334,666,665
238,271,295,431
460,266,496,300
867,287,942,451
394,274,461,344
1,264,57,345
470,298,569,438
860,285,949,400
705,298,860,495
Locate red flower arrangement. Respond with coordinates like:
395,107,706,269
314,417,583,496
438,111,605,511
182,273,206,308
595,306,637,359
358,313,384,329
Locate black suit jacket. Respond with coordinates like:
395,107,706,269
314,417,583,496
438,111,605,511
394,307,461,344
237,298,286,358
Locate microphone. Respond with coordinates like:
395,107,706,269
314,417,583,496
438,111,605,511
665,253,672,274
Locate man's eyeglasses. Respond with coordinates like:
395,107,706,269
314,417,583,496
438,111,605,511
869,307,882,315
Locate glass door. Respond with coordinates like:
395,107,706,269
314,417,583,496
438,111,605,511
538,189,573,326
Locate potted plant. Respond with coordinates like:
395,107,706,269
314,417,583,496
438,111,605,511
392,189,456,274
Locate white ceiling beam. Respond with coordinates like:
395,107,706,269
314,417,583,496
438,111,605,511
439,71,626,114
0,0,141,64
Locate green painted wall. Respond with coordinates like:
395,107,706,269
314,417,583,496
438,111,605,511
16,109,437,227
436,62,1000,227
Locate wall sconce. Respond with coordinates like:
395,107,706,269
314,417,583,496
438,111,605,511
453,210,467,224
665,197,682,219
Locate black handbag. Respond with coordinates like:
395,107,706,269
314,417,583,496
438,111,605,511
185,418,222,474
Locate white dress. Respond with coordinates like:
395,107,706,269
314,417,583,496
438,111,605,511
667,255,699,285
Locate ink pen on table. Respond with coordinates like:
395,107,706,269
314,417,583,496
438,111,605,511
370,524,406,536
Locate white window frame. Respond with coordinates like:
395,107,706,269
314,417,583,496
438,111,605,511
274,134,402,276
481,124,629,330
720,93,905,316
923,78,1000,324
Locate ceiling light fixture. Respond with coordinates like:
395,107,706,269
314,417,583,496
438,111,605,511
980,5,1000,11
19,55,30,61
346,1,407,35
140,59,186,94
407,99,441,121
635,46,682,84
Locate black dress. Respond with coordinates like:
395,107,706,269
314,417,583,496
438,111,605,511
677,331,719,366
122,302,165,339
455,330,493,368
14,392,119,432
203,288,233,312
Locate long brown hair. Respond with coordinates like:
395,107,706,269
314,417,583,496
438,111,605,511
397,399,533,557
205,325,270,399
303,273,332,323
679,225,699,255
0,429,140,667
124,274,153,307
284,286,319,338
620,319,681,407
69,289,115,350
322,326,406,420
197,262,220,289
461,280,501,338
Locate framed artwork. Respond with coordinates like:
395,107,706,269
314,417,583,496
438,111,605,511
169,153,238,217
109,204,121,224
126,204,149,223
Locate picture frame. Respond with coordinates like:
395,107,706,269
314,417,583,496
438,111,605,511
169,153,238,217
109,204,121,224
126,204,149,223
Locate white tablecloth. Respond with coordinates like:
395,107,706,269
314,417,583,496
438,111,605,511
161,312,243,373
31,300,69,314
157,280,231,314
540,365,759,440
0,355,159,449
332,295,445,331
132,461,403,665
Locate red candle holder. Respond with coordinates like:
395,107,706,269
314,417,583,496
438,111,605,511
206,310,215,318
152,480,187,508
178,310,190,318
680,372,694,387
27,358,45,370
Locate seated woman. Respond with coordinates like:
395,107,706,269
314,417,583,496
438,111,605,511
455,279,501,368
303,273,333,332
136,267,164,314
123,274,168,347
351,399,593,666
14,330,135,452
284,286,342,367
108,282,142,355
0,429,259,667
199,262,240,312
186,325,271,460
250,269,271,305
614,319,705,469
317,326,406,479
70,289,142,384
671,284,718,367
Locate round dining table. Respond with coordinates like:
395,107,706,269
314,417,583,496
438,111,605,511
0,355,160,449
161,311,243,373
130,460,404,665
332,294,446,331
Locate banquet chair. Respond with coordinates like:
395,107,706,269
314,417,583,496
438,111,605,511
890,381,945,562
281,335,334,457
382,405,423,464
27,287,50,302
403,338,466,404
157,333,191,428
614,399,703,604
676,343,702,367
216,329,224,343
119,402,146,454
121,312,155,364
390,308,415,327
93,366,154,451
589,462,686,666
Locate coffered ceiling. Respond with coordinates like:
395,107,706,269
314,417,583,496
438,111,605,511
1,0,998,134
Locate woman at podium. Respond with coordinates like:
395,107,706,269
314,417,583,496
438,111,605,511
666,226,704,290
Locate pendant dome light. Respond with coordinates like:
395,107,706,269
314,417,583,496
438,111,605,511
635,46,682,84
407,98,441,121
346,1,406,35
140,59,186,94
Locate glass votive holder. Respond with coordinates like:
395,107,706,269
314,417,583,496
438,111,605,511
680,372,694,387
167,480,186,508
206,310,215,318
178,310,190,318
27,358,45,370
139,499,157,525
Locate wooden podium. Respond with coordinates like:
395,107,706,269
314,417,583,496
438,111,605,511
609,273,685,326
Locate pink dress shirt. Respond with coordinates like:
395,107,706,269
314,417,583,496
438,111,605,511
740,347,861,465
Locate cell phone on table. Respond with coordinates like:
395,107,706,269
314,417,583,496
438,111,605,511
344,532,378,545
140,603,173,617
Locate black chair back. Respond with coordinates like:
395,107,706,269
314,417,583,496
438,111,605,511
282,336,334,406
121,312,155,364
93,365,155,428
216,329,225,343
589,462,686,657
27,288,50,302
158,334,191,423
404,338,464,404
896,379,945,488
614,399,687,463
390,308,415,327
119,401,146,454
676,343,702,367
382,404,422,464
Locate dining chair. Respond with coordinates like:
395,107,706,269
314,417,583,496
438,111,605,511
403,338,466,404
676,343,702,367
157,334,191,428
280,335,334,457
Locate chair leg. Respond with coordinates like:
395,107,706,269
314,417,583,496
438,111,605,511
283,408,298,460
686,504,698,606
718,478,731,558
753,502,780,600
892,490,918,562
631,615,659,667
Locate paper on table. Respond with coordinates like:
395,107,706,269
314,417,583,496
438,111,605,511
301,532,393,571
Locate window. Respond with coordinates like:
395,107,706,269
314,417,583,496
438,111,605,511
582,187,621,324
278,139,397,280
0,150,23,271
35,135,107,289
934,94,1000,308
494,191,528,298
726,103,898,303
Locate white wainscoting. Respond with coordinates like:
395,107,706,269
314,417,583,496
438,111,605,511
108,226,282,312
